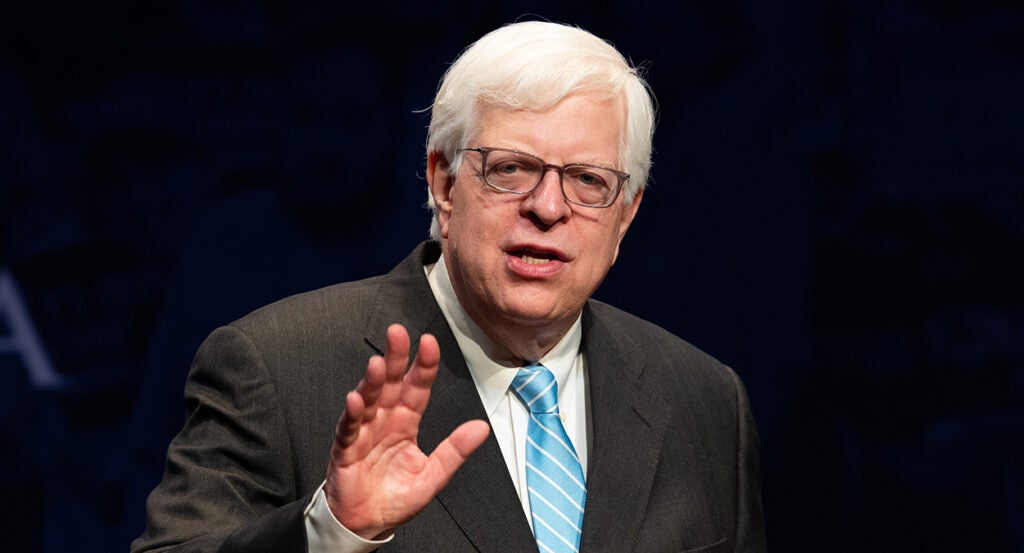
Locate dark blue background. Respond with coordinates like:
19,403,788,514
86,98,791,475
2,1,1022,551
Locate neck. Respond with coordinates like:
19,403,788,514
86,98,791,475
467,312,577,363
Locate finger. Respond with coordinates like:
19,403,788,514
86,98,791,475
356,355,386,421
413,332,441,368
427,420,491,486
379,324,411,408
333,391,366,461
401,333,441,414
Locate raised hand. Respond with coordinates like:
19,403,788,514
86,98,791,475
323,324,490,539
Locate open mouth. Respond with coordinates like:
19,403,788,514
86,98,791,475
508,247,565,265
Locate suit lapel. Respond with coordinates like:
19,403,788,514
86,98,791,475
421,317,538,551
363,242,536,551
579,304,671,552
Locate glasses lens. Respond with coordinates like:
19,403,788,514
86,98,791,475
564,166,616,207
470,148,623,208
483,150,542,193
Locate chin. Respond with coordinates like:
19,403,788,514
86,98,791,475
498,300,574,327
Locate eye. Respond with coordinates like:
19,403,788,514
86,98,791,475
494,161,523,175
486,154,541,181
567,167,609,188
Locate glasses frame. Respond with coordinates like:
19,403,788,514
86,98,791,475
457,147,630,209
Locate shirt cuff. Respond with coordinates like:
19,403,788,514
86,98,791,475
304,482,395,553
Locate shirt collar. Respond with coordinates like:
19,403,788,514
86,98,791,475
425,255,582,417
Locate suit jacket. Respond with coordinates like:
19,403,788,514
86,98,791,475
133,241,766,552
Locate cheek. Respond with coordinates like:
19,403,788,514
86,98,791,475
602,221,625,250
440,186,468,239
446,201,485,252
590,226,625,272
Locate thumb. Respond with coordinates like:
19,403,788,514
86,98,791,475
428,420,491,483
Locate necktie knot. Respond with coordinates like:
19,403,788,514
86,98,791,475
511,363,559,415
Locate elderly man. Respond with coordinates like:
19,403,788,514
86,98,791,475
134,21,766,553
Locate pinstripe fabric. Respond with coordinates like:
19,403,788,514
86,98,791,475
511,364,586,553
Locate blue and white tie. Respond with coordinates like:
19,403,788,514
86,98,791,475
511,364,586,553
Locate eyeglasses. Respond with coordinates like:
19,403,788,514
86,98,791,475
457,147,629,208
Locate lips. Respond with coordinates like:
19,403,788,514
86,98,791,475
505,244,570,277
507,245,568,264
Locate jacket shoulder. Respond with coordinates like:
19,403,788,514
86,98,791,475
230,275,386,340
585,299,742,394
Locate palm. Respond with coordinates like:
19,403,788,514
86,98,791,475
324,324,490,539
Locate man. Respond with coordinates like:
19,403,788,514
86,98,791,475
133,21,766,552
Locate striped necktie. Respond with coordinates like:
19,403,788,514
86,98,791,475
511,363,586,553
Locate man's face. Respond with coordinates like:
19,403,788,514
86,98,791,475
428,92,643,348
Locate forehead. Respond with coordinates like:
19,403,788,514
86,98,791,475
471,92,626,165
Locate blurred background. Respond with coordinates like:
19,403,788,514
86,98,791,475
1,1,1022,551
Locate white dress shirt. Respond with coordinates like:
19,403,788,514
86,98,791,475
304,255,590,552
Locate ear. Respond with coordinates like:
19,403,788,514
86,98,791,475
427,151,455,238
611,187,644,264
618,187,643,240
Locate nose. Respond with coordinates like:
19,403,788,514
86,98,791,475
520,169,572,226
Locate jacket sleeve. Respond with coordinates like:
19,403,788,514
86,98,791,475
131,324,309,553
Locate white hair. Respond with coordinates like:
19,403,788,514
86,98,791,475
425,21,656,239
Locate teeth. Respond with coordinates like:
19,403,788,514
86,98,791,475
521,254,549,265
